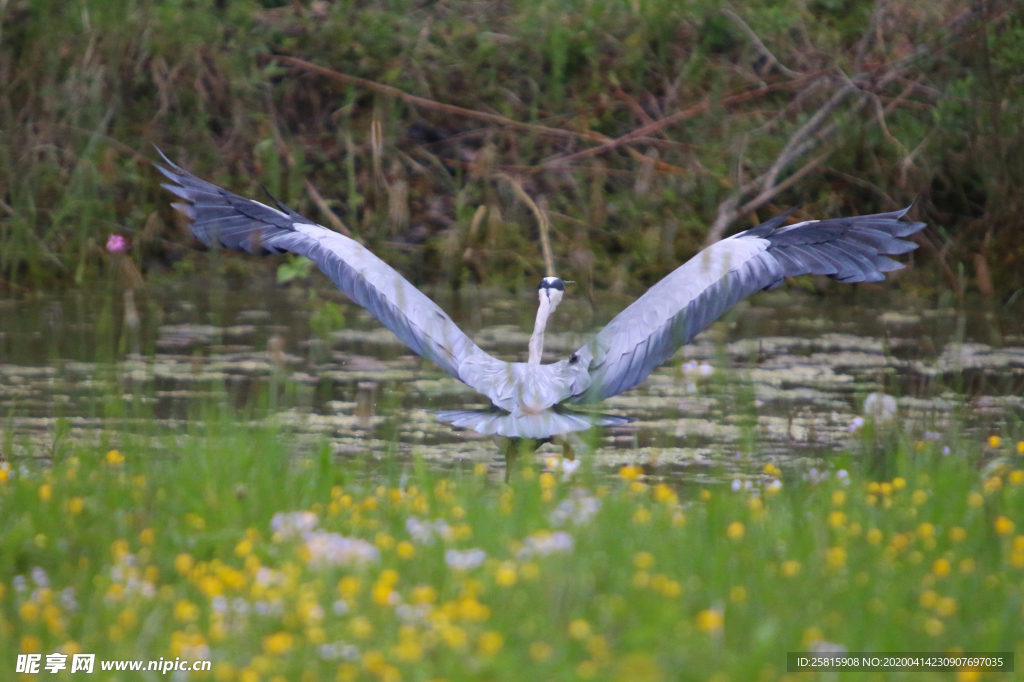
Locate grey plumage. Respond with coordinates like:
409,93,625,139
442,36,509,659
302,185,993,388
156,152,925,435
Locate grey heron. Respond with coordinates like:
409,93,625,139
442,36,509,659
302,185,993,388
155,153,925,458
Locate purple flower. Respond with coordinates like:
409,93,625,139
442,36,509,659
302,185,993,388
106,234,127,253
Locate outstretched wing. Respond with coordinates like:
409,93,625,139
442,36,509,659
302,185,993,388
568,208,925,404
155,152,500,391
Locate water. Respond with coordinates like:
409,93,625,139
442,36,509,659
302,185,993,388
1,274,1022,480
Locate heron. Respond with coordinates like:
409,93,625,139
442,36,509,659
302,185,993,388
155,152,925,468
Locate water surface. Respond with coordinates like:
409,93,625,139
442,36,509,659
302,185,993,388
2,276,1022,481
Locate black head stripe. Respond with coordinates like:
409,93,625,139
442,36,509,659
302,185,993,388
539,277,565,291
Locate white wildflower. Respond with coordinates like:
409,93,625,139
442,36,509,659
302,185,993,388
444,548,486,571
304,532,379,567
863,393,897,422
406,517,450,544
549,490,601,526
517,531,574,559
271,511,319,541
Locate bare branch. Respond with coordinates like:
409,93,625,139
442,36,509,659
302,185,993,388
540,73,828,168
720,8,803,79
304,180,351,236
494,173,555,277
268,55,600,144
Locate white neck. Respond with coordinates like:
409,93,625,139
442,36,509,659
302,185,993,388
528,295,553,364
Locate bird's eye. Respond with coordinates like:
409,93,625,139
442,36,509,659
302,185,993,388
569,353,579,364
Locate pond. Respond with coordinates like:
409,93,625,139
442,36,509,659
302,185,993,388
1,274,1022,482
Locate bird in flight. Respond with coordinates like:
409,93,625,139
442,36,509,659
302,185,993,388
156,152,925,446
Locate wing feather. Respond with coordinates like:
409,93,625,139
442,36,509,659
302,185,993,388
569,208,925,403
155,154,504,399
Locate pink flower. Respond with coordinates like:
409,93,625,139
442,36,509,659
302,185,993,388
106,234,127,253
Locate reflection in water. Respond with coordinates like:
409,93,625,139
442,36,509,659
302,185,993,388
1,281,1022,481
435,406,632,439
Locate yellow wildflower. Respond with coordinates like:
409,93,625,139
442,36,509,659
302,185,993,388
988,435,1001,448
967,492,984,508
781,560,801,578
495,562,517,587
106,449,125,465
1017,441,1024,455
338,576,361,599
349,616,373,639
730,586,747,603
1010,470,1024,485
763,463,781,476
174,600,199,622
959,558,975,573
38,484,52,502
696,609,723,633
995,516,1015,536
936,596,957,617
866,528,883,544
924,618,943,636
174,554,194,575
653,484,678,505
530,642,553,662
826,547,846,569
576,661,599,679
19,601,39,622
442,625,467,649
111,539,129,559
912,490,928,505
633,552,654,569
139,528,154,546
633,507,651,524
949,526,966,542
478,631,503,655
569,619,591,640
933,558,950,577
802,627,823,646
828,511,846,529
832,490,845,506
619,465,642,480
69,497,84,515
892,477,906,490
726,521,744,540
411,585,437,604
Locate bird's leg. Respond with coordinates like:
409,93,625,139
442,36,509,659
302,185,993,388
502,438,540,483
562,439,575,461
503,438,521,484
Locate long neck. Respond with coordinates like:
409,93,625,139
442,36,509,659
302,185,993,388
528,296,553,364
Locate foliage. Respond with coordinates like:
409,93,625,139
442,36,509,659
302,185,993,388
1,419,1023,679
277,255,315,284
0,0,1022,299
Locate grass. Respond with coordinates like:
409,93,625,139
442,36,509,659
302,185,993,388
2,0,1024,299
2,413,1024,681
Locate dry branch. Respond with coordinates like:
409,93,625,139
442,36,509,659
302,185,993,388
720,9,803,79
495,173,555,277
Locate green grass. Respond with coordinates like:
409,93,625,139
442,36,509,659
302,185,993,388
2,415,1023,681
2,0,1024,298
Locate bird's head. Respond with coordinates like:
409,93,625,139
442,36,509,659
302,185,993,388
538,276,565,310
